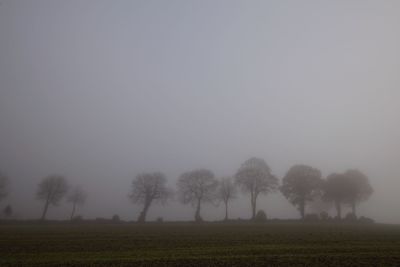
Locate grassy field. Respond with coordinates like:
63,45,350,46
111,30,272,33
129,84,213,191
1,222,400,266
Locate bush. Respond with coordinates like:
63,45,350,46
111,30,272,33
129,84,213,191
319,211,329,221
71,215,83,222
345,213,357,222
254,210,267,222
304,213,319,222
156,217,163,223
359,216,375,224
112,215,120,222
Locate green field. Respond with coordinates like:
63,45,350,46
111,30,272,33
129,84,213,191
1,222,400,266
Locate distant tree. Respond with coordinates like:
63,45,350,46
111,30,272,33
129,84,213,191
177,169,218,222
235,158,278,220
129,172,170,223
217,177,237,221
343,169,373,216
280,165,323,219
323,173,348,219
3,205,12,218
36,175,68,220
0,172,8,202
67,186,87,220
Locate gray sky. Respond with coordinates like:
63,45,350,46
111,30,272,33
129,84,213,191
1,0,400,223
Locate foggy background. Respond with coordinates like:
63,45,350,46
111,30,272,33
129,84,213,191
0,0,399,223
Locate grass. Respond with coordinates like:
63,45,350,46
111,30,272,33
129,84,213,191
1,222,400,266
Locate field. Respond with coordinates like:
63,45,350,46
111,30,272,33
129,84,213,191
1,222,400,266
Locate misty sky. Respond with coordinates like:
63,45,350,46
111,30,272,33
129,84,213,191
1,0,400,223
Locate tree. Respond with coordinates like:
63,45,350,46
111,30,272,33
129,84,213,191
36,175,68,220
129,172,170,223
217,177,237,221
177,169,218,222
280,165,323,219
0,172,8,202
323,173,348,219
343,169,373,216
235,157,278,220
67,186,87,220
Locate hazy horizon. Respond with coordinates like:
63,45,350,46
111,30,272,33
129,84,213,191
1,0,400,223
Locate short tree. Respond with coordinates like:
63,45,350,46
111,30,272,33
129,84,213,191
129,172,170,223
235,158,278,220
280,165,323,219
67,186,87,220
217,177,237,221
343,169,373,216
36,175,68,220
0,172,8,202
177,169,218,222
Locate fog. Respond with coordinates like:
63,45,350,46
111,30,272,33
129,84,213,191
0,0,399,223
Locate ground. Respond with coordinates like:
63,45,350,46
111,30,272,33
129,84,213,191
1,222,400,266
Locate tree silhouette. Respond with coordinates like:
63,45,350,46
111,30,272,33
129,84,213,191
67,186,87,220
235,158,278,220
280,165,323,219
217,177,237,221
36,175,68,220
343,169,373,216
129,172,170,223
177,169,218,222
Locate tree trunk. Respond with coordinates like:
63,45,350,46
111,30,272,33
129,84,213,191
299,198,305,220
224,201,228,221
138,201,151,223
352,201,357,217
195,199,202,222
251,197,256,221
335,201,342,219
70,202,76,221
41,200,50,221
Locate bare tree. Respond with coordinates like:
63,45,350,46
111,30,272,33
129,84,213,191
343,169,373,216
0,172,8,202
67,186,87,220
323,173,348,219
217,177,237,221
235,157,278,220
177,169,218,222
129,172,170,223
280,165,323,219
36,175,68,220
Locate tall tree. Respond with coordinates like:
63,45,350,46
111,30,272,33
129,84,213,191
129,172,170,223
0,172,8,202
177,169,218,222
36,175,68,220
217,177,237,221
323,173,348,219
67,186,87,220
235,157,278,220
280,165,323,219
343,169,373,216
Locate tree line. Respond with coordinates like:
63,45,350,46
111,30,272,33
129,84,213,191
0,157,373,222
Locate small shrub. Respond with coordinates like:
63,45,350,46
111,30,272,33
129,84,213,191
345,213,357,222
71,215,83,222
320,211,329,221
156,217,163,223
112,215,120,222
254,210,267,222
359,216,375,224
304,213,319,222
